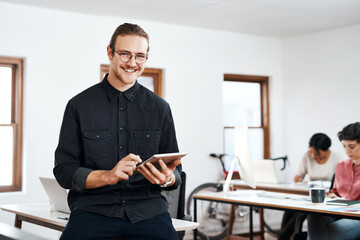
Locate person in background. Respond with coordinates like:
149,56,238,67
279,133,342,240
54,23,182,240
294,133,342,183
308,122,360,240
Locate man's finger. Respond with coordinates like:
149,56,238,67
145,162,160,173
166,159,182,171
127,153,142,164
158,159,168,171
137,168,155,184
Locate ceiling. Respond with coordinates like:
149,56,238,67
2,0,360,38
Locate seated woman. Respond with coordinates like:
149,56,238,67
308,122,360,240
294,133,342,183
279,133,342,240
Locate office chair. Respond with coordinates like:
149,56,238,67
161,171,191,240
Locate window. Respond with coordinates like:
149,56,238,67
222,74,270,167
0,56,23,192
100,65,162,97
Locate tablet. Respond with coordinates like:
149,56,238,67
137,152,187,169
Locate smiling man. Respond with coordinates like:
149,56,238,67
107,29,148,91
54,23,182,240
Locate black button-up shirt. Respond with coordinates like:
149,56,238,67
54,75,181,223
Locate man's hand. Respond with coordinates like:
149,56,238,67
137,158,182,187
84,154,142,189
106,154,142,184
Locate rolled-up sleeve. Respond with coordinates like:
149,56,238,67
54,101,92,191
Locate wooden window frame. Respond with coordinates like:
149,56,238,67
0,56,23,192
100,65,162,97
223,74,270,159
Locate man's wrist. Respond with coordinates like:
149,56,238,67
160,174,174,188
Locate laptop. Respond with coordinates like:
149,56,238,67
253,159,286,184
39,177,71,214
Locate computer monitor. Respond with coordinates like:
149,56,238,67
223,125,256,193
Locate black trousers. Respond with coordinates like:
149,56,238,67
279,211,307,240
60,209,178,240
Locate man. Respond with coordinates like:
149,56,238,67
54,23,182,240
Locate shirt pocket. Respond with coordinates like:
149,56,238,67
83,129,111,161
133,129,161,159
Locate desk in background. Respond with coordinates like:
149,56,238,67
233,180,309,195
193,190,360,240
228,180,309,239
0,204,199,233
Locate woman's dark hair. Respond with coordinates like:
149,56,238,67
309,133,331,154
338,122,360,143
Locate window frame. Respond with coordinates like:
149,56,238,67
0,56,24,192
223,74,270,159
100,65,162,97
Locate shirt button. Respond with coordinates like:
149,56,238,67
119,127,123,131
119,146,123,149
120,107,124,111
122,200,126,204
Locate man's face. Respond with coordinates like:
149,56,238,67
107,35,148,91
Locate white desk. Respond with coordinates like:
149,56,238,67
230,181,309,239
0,204,199,233
193,190,360,240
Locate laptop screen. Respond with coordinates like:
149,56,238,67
39,177,70,214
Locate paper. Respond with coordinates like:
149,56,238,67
328,206,360,213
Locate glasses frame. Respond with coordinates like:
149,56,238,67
113,50,148,64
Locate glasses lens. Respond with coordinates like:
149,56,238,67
136,55,147,64
119,53,131,62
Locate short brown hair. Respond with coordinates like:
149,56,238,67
109,23,149,55
338,122,360,143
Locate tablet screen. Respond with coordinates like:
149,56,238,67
136,152,187,169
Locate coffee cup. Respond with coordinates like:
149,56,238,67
309,187,326,204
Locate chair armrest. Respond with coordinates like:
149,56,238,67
182,214,192,221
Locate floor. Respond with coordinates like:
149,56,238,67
183,208,284,240
183,231,278,240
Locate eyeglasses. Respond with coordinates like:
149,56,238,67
114,50,148,64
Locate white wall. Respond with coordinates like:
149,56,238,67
0,2,284,238
283,24,360,178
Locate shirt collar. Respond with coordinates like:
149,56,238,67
101,74,140,102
